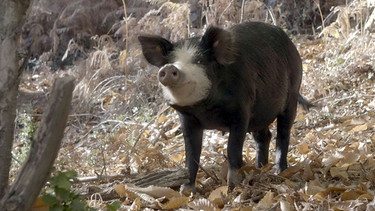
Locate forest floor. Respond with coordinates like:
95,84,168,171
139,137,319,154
11,2,375,211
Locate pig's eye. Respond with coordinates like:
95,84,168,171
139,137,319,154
193,56,204,65
194,58,203,64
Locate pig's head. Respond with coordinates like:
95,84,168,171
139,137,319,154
138,26,237,106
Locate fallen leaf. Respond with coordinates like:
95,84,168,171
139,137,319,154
170,152,184,162
340,189,364,201
330,167,349,179
349,124,368,133
314,187,346,200
188,198,218,211
305,178,326,196
322,152,343,168
302,161,314,180
208,186,228,207
159,196,190,209
157,115,169,124
239,205,253,211
129,197,141,211
125,184,180,199
114,184,128,198
278,164,302,178
32,197,49,211
337,152,360,167
280,199,294,211
256,191,274,209
297,141,310,154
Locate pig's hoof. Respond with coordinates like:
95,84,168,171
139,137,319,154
180,184,196,196
227,169,244,190
275,164,287,174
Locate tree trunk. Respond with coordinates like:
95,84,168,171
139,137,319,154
0,0,31,198
0,75,75,211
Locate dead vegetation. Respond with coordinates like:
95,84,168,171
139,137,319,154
12,0,375,210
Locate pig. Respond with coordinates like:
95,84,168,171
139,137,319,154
138,21,313,193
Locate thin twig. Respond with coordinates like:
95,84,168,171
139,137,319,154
131,106,170,149
121,0,129,75
198,163,220,184
218,0,234,24
240,0,245,23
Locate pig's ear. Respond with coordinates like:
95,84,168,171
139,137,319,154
138,36,173,67
201,26,237,65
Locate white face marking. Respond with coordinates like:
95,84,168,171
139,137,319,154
160,43,212,106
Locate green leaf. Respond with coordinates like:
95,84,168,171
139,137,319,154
42,194,59,207
55,187,73,202
70,198,88,211
50,206,64,211
52,173,72,190
106,201,121,211
65,170,78,179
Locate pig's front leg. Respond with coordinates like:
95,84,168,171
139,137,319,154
178,113,203,195
227,119,248,189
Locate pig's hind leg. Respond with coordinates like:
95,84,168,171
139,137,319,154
275,97,298,174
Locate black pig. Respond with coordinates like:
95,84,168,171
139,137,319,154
138,22,312,193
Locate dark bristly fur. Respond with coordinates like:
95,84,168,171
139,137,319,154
138,21,313,193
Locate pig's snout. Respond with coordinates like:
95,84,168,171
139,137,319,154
158,64,180,86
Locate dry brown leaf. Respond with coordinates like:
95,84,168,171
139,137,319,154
330,167,349,179
337,152,360,167
239,166,261,184
349,124,368,133
129,197,141,211
115,184,143,200
208,186,228,207
256,191,274,209
344,118,366,126
330,201,363,211
358,193,374,200
159,196,190,209
294,112,306,122
116,184,164,206
302,161,314,180
157,115,169,124
32,197,49,211
322,152,343,168
340,189,366,201
220,161,229,182
278,164,302,178
296,141,310,154
188,198,218,211
280,199,294,211
314,187,346,200
239,205,253,211
170,152,184,162
305,131,317,142
134,192,155,204
114,184,127,198
304,178,326,196
125,184,180,199
260,163,274,172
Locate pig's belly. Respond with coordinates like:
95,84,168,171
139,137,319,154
193,102,282,133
